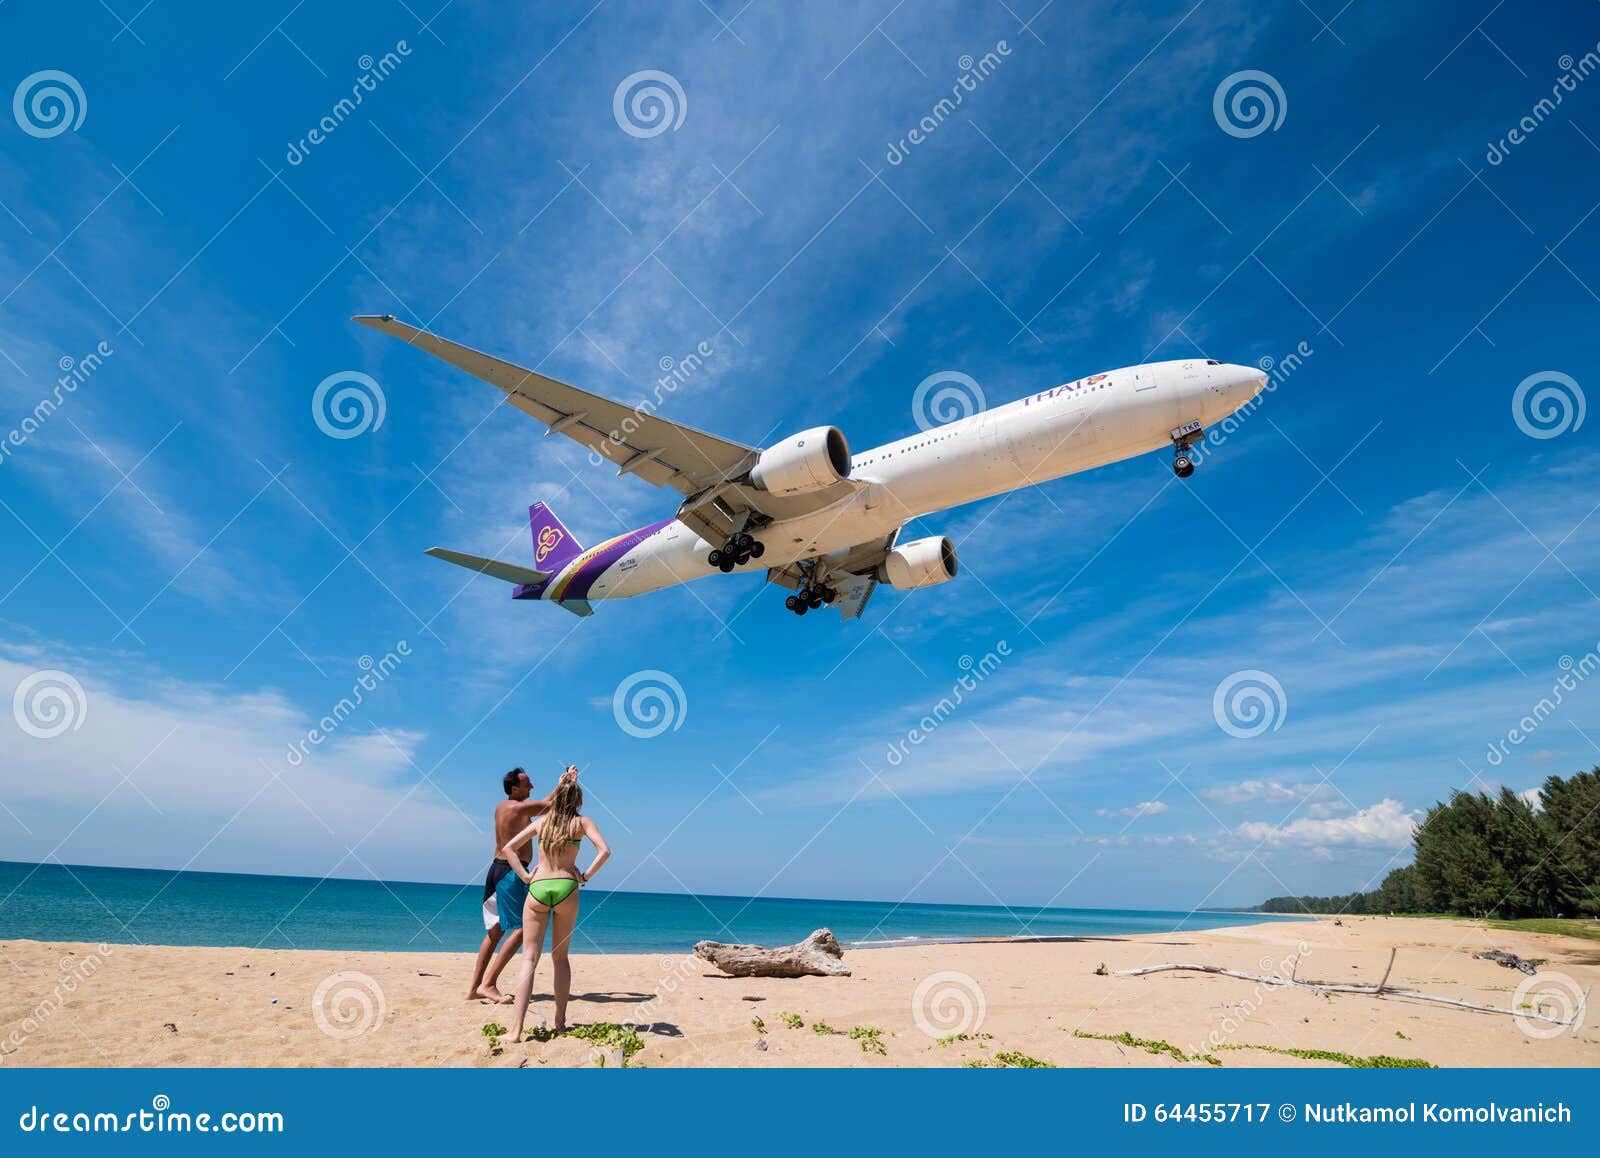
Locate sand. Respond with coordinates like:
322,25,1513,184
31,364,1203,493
2,917,1597,1068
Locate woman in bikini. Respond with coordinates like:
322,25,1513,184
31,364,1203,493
502,772,610,1038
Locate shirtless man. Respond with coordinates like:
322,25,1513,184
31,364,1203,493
468,766,574,1002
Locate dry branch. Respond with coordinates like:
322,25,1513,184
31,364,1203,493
693,928,851,978
1107,960,1589,1028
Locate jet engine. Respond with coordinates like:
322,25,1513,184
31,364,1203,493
880,536,958,589
749,426,852,496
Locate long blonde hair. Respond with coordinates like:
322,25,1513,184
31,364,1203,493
540,780,584,849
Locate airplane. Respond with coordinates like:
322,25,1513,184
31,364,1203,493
354,315,1266,621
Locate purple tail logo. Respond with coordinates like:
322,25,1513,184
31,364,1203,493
535,525,564,564
528,501,584,573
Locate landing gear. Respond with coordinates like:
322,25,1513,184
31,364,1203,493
1171,426,1202,479
706,531,766,571
786,583,836,615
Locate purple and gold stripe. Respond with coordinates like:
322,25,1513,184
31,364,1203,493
545,518,673,602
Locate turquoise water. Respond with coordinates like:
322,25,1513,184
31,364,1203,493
0,861,1304,953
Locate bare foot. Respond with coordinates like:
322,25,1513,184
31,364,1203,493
475,984,511,1004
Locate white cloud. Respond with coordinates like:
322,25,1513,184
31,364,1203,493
1096,800,1168,818
1201,779,1335,806
0,637,487,884
1235,799,1417,848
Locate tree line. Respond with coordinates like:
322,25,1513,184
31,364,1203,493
1257,769,1600,919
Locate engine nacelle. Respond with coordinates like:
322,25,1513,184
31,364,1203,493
880,536,958,589
749,426,852,496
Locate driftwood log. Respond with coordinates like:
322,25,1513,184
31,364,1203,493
1106,948,1590,1028
693,928,851,978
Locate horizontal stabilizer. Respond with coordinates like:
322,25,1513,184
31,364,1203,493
425,548,549,586
554,599,594,618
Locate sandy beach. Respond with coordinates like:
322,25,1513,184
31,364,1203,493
3,917,1596,1068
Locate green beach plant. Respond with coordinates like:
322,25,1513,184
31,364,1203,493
518,1021,646,1066
779,1011,804,1029
1215,1043,1433,1068
849,1025,887,1055
965,1050,1057,1068
567,1022,645,1063
1071,1029,1217,1064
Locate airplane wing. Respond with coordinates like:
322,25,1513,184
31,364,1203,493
356,315,862,544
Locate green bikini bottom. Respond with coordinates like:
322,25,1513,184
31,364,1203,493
527,877,579,908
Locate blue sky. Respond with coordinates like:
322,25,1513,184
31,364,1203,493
1,0,1597,912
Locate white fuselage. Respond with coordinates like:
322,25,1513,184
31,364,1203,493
557,359,1266,600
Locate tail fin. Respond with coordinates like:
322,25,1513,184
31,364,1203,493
529,502,585,572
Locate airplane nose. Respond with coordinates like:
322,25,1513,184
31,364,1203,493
1231,364,1266,403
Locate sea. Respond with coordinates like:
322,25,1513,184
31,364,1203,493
0,861,1306,954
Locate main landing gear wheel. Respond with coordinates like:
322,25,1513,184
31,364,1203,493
1173,453,1195,479
707,532,765,570
787,584,837,615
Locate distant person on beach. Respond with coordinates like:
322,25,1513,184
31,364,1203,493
504,771,611,1037
468,766,574,1003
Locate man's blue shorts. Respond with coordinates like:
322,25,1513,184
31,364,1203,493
495,866,529,933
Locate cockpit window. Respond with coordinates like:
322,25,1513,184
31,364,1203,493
1205,359,1221,365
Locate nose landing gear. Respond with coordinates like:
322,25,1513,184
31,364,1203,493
1171,424,1203,479
706,532,766,572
